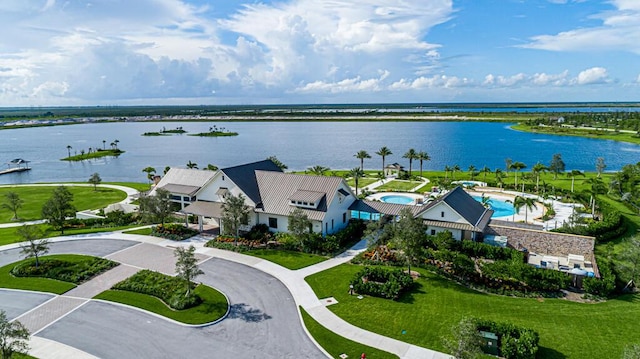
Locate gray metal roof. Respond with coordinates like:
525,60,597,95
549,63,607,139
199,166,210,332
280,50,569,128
181,201,226,218
349,200,424,216
221,159,283,204
255,171,348,221
423,220,475,231
151,168,216,196
159,184,200,196
289,190,326,204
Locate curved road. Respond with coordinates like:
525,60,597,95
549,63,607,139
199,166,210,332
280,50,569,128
1,239,325,359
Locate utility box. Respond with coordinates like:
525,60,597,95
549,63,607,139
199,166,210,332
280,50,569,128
480,331,499,356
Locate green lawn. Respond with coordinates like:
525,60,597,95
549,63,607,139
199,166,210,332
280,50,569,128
123,227,153,235
243,249,328,270
0,186,127,223
300,307,399,359
105,182,149,192
0,254,112,294
375,180,423,192
346,177,379,188
512,123,640,145
95,284,228,325
305,263,640,359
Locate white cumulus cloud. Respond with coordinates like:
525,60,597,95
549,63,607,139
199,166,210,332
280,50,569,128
574,67,610,85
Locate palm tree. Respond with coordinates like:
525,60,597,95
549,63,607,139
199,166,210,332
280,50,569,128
113,139,120,150
513,195,537,223
567,170,585,192
481,166,491,182
495,168,505,188
354,150,371,171
444,165,452,180
510,161,527,188
142,166,156,183
375,146,392,174
452,164,461,180
102,140,106,150
66,145,72,158
531,162,548,193
348,167,365,196
308,165,330,176
480,193,491,209
186,160,198,169
468,165,477,180
403,149,418,177
416,151,430,178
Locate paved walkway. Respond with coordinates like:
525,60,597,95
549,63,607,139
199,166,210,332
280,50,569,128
1,232,451,359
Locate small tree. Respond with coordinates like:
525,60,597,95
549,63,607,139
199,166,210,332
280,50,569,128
2,192,23,221
443,317,483,359
221,193,250,245
88,172,102,191
139,188,173,226
142,166,156,184
174,245,204,298
41,186,76,234
17,225,48,268
595,157,607,178
549,153,565,179
0,310,30,359
392,208,425,274
288,208,311,246
348,167,365,196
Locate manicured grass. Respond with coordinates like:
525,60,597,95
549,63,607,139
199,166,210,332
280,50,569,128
375,180,423,192
0,254,112,294
0,224,144,246
123,227,153,235
305,263,640,359
95,284,228,325
0,186,127,223
105,182,149,192
346,177,379,188
243,249,327,270
300,307,399,359
62,149,124,161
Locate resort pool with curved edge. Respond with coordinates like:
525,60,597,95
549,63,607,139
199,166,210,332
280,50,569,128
472,196,515,218
380,195,414,205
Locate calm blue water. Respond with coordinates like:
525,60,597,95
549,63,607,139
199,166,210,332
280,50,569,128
0,121,638,184
472,196,516,218
380,195,414,205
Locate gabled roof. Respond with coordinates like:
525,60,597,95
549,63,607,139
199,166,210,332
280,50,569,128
159,184,200,196
349,200,424,216
152,168,216,196
221,159,283,204
255,171,350,221
436,186,492,226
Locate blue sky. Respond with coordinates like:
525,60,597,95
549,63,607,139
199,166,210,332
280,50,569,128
0,0,638,106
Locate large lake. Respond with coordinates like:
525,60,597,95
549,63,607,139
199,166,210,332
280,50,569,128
0,121,638,184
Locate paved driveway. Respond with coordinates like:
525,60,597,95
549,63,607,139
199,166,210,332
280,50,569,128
1,239,325,359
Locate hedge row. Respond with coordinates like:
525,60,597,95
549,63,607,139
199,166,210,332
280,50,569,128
152,223,199,241
113,269,201,310
349,266,414,300
475,319,539,359
12,257,118,284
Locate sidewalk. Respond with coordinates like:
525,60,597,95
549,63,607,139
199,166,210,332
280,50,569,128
2,232,451,359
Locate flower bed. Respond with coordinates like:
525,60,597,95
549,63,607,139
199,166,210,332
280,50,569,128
11,256,118,284
349,266,414,300
151,223,199,241
112,269,202,310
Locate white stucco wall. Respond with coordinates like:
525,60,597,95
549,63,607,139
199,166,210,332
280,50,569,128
197,172,256,207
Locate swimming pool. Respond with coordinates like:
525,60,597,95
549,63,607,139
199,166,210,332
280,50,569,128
380,195,414,205
472,196,515,218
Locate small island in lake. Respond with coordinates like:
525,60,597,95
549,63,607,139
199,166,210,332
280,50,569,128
189,125,238,137
62,141,124,161
142,126,187,136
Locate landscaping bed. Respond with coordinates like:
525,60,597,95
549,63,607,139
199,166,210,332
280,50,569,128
97,269,228,324
11,256,117,284
350,266,414,300
151,223,199,241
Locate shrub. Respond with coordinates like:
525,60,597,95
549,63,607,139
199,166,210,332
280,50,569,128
349,266,414,300
151,223,199,241
245,223,273,243
475,319,539,359
112,269,202,310
583,259,616,297
11,257,117,284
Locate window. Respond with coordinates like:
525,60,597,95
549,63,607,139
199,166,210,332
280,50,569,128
170,194,181,201
441,211,445,218
268,217,278,229
431,229,436,235
222,176,225,181
325,223,328,233
331,219,334,230
183,196,190,201
343,212,347,223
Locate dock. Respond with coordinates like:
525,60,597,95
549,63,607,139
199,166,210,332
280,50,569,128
0,167,31,176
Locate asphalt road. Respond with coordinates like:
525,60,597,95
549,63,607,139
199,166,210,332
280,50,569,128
0,290,53,320
2,239,326,359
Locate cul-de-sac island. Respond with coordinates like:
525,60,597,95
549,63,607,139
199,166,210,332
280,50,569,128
1,104,640,359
